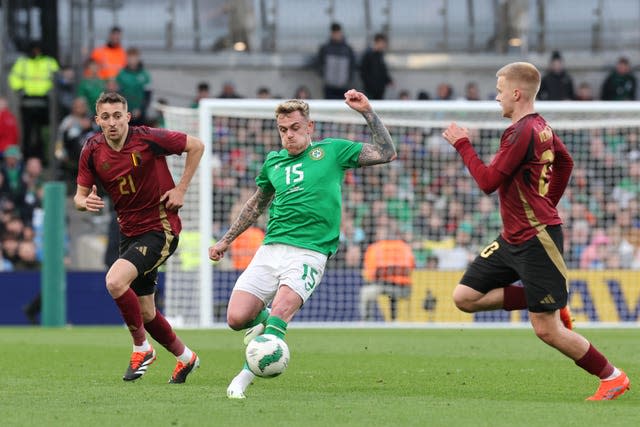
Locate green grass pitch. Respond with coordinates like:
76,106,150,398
1,327,638,426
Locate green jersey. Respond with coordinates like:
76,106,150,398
256,138,363,255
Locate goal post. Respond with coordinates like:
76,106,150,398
161,105,213,327
162,99,640,328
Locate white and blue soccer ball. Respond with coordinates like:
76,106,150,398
245,334,290,378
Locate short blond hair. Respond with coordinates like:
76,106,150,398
275,99,310,120
496,62,541,100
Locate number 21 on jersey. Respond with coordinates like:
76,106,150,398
285,163,303,185
118,174,137,195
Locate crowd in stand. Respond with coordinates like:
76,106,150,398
1,23,640,274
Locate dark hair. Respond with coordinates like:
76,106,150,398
330,22,342,32
96,92,128,111
110,26,122,34
618,56,630,65
197,82,210,92
27,40,42,53
373,33,387,42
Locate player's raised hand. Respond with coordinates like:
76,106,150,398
85,185,105,212
442,122,470,146
209,241,229,262
344,89,371,113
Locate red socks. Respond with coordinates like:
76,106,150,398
144,310,185,357
114,290,184,356
575,343,614,379
114,288,146,346
503,284,528,311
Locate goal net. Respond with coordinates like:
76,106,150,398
162,100,640,327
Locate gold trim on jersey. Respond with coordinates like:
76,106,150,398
131,151,142,167
536,228,569,289
517,184,568,290
517,184,546,233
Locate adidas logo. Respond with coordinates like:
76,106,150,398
540,294,556,305
136,246,148,256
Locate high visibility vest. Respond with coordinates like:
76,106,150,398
362,239,416,286
8,55,60,97
90,45,126,79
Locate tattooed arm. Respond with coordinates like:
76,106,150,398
344,89,397,166
209,186,274,261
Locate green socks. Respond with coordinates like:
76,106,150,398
264,316,287,339
243,308,269,329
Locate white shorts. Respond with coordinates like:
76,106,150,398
233,244,328,304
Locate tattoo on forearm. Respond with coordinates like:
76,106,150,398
360,110,396,166
222,189,273,244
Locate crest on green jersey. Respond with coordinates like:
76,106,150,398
309,147,325,161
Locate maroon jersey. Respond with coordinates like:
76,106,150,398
77,126,187,237
455,113,573,244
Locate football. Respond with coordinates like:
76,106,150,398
245,334,290,378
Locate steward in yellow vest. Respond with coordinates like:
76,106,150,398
7,41,59,161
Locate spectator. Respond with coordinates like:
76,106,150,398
586,132,623,195
538,50,575,100
398,89,411,100
1,235,20,265
116,47,152,125
566,219,591,268
191,82,211,108
0,96,19,155
225,189,265,270
575,82,595,101
316,22,356,99
360,224,415,321
90,26,127,80
601,56,637,100
333,213,365,268
256,86,272,99
0,245,12,271
77,58,106,116
612,158,640,208
229,226,265,270
7,40,60,161
463,81,481,101
606,224,635,269
217,81,243,98
432,222,475,270
435,83,454,100
416,90,430,100
293,85,312,99
359,33,393,100
20,157,44,224
2,212,23,234
55,65,77,121
13,240,40,270
470,196,502,245
56,97,95,186
0,146,25,207
580,232,610,269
